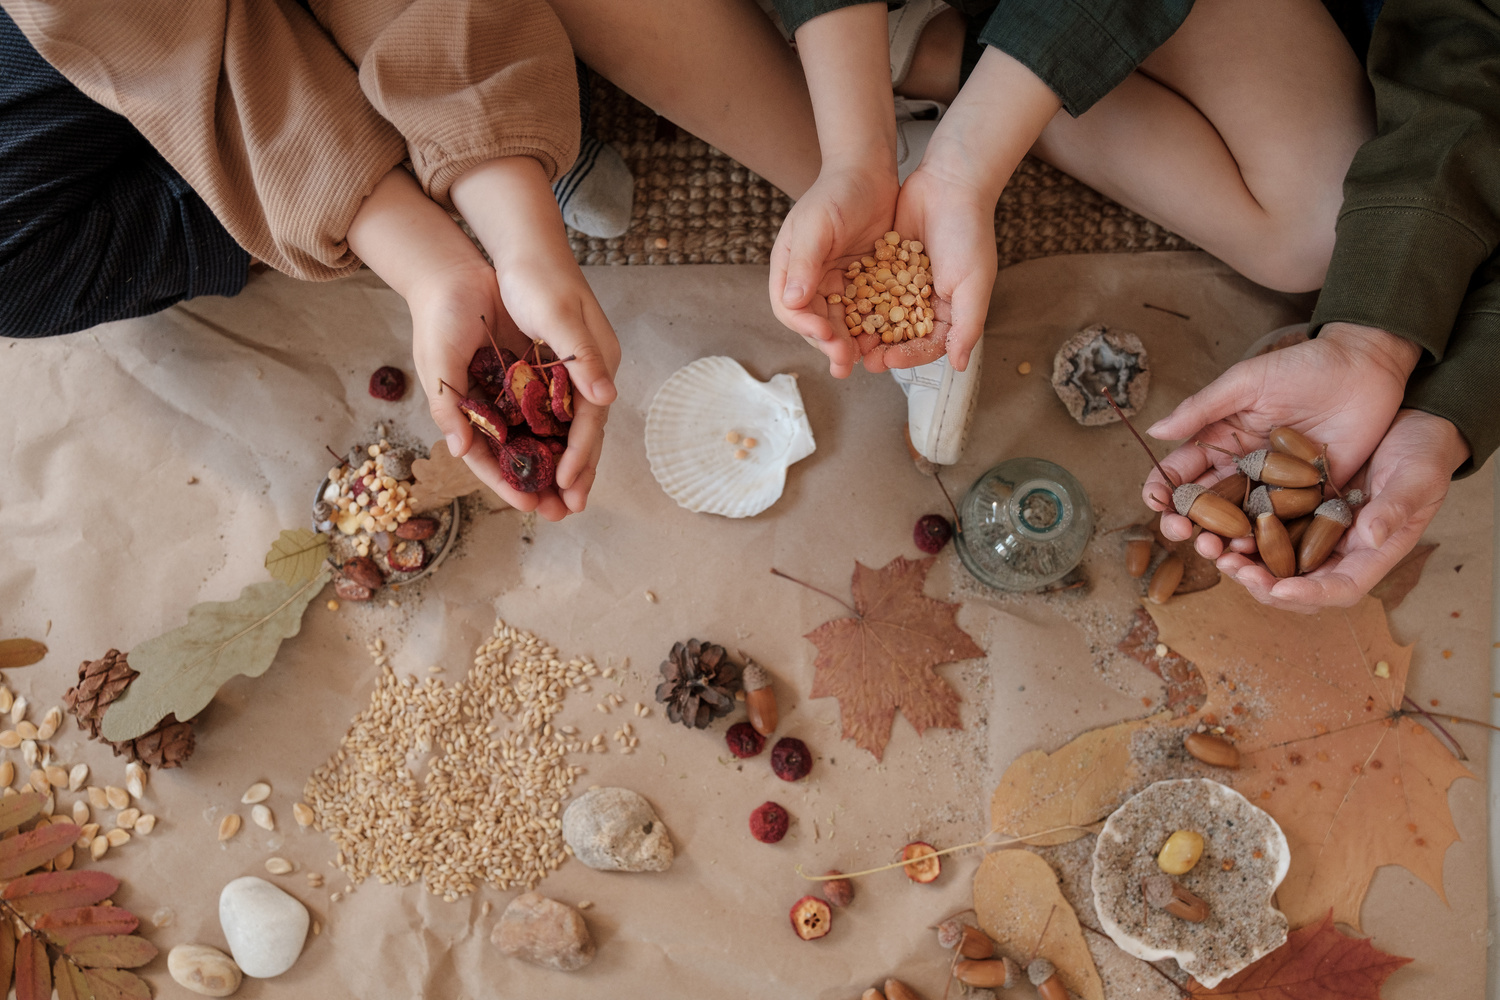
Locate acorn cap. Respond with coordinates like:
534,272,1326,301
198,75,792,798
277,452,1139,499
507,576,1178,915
1028,958,1056,986
1344,488,1365,507
1239,450,1270,480
742,660,771,692
1244,485,1274,518
1172,483,1206,517
1313,498,1354,527
1141,873,1179,909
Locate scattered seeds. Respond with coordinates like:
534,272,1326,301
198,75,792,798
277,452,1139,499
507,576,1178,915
126,762,147,799
68,764,88,791
76,824,99,849
10,697,26,724
219,815,242,842
36,708,61,741
1017,362,1032,375
242,782,272,805
87,787,109,811
135,815,156,835
327,600,340,611
644,591,657,603
116,808,141,831
293,802,315,828
266,857,294,875
72,800,88,826
105,828,130,847
27,770,47,795
44,765,67,789
15,722,37,741
21,741,36,768
90,836,108,861
0,689,11,714
0,731,17,750
577,900,593,910
252,805,275,831
105,786,130,810
0,762,11,787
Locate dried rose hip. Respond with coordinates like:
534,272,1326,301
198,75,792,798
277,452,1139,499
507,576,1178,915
333,577,373,602
488,434,556,493
340,556,384,591
467,346,518,398
821,871,854,908
771,737,812,782
914,514,953,554
901,841,941,883
368,366,406,401
789,896,832,941
725,721,766,759
386,542,427,573
540,436,567,456
459,396,508,445
750,801,789,844
549,364,574,422
395,517,438,541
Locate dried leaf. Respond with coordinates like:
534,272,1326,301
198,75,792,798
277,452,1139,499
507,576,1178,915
1148,586,1474,928
15,933,49,1000
64,936,157,970
53,955,93,1000
0,913,15,997
0,824,81,880
3,871,120,914
0,639,48,669
1118,607,1206,714
263,528,329,587
1368,543,1437,613
990,714,1165,846
81,968,150,1000
0,792,44,835
802,557,984,760
408,439,507,513
100,571,331,742
973,850,1104,1000
1189,911,1411,998
35,908,139,946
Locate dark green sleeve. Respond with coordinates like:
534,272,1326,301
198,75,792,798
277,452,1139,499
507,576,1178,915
1309,0,1500,361
1403,254,1500,475
771,0,886,36
975,0,1193,116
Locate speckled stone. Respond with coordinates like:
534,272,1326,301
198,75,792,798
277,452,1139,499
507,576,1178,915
491,893,595,971
562,787,673,872
168,943,243,997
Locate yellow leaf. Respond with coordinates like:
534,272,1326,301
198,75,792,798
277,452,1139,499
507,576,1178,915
263,528,328,587
974,849,1104,1000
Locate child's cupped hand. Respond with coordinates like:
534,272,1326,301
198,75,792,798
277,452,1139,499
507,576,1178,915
769,164,898,378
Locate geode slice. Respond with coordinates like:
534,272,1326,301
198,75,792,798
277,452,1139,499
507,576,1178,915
1051,325,1150,426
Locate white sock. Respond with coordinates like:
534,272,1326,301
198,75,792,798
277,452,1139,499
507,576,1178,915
554,135,635,239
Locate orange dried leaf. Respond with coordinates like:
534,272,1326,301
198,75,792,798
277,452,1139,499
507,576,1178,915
1368,543,1438,614
0,793,44,837
53,956,88,1000
1148,587,1474,928
1118,607,1205,715
81,968,151,1000
0,915,15,997
0,824,81,880
35,908,139,947
0,639,47,669
3,871,121,914
802,557,984,761
65,936,158,970
408,440,507,513
990,714,1164,846
973,849,1103,1000
14,933,49,1000
1189,911,1411,998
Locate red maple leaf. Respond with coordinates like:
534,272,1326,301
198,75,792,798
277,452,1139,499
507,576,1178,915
1190,911,1411,999
796,556,984,761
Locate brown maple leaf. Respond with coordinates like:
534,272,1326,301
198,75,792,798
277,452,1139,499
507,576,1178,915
1118,607,1207,715
1148,586,1474,929
1367,543,1437,613
791,556,983,761
1189,911,1411,998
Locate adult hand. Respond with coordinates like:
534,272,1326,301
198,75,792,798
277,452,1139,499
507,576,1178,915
769,164,898,378
1215,409,1469,612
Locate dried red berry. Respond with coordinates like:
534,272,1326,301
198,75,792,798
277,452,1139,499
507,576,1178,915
395,517,438,541
488,434,556,493
549,364,574,422
333,577,373,602
368,366,406,401
725,721,765,759
386,542,427,573
914,514,953,554
771,737,812,782
821,871,854,908
901,841,941,883
540,436,567,456
789,896,832,941
459,396,508,445
340,556,384,591
520,378,565,436
750,801,789,843
467,346,518,399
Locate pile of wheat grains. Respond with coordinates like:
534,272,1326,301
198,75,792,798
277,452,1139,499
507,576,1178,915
304,619,602,900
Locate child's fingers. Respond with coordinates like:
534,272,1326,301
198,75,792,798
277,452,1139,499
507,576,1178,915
555,396,607,493
778,217,835,310
531,300,618,408
943,270,992,373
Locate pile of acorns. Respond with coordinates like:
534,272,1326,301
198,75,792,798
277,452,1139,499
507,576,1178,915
1120,416,1365,601
455,344,575,493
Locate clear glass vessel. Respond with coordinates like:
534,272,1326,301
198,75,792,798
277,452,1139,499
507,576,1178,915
955,457,1094,591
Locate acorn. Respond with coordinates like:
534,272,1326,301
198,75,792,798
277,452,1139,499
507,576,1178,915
1284,513,1314,547
1250,484,1323,520
1172,484,1252,538
1123,526,1153,578
1148,555,1185,604
1142,874,1211,922
1246,491,1297,578
1232,448,1322,488
1269,425,1328,476
742,658,778,737
1297,490,1364,574
955,958,1020,989
1207,471,1250,505
1029,959,1068,1000
937,919,994,959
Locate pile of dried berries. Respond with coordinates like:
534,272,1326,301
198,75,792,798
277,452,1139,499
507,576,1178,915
457,344,575,493
830,232,936,344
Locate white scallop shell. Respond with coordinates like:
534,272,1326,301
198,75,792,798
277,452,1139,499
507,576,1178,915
645,357,815,518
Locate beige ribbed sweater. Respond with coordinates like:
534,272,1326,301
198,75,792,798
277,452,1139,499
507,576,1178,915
3,0,580,281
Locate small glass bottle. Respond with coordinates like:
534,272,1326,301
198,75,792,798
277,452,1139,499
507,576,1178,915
955,457,1094,591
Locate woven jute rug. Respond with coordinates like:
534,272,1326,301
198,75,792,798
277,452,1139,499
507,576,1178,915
568,78,1193,268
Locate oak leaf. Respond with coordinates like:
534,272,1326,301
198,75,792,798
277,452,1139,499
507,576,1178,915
1367,543,1437,614
990,714,1165,846
974,849,1104,1000
801,556,983,760
409,439,507,513
0,640,47,670
263,528,329,587
1189,911,1411,998
1148,586,1474,928
101,571,330,742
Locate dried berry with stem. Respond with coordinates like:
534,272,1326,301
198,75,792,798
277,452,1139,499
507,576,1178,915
487,434,557,494
901,841,941,883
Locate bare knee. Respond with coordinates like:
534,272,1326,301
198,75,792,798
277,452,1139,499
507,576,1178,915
1232,220,1336,293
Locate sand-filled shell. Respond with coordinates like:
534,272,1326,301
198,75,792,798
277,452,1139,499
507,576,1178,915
645,357,816,518
1092,778,1289,988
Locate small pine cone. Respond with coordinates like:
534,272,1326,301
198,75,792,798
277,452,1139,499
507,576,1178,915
63,651,196,769
63,650,138,739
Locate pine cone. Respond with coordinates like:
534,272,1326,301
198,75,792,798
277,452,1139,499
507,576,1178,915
63,651,196,769
655,639,742,729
